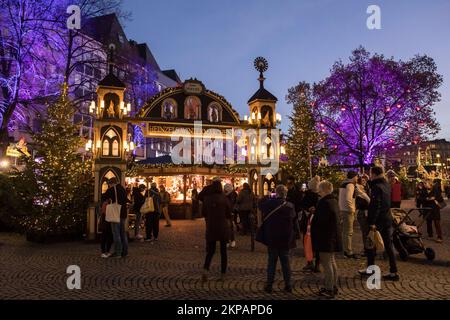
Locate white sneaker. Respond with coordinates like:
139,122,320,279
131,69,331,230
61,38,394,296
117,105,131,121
230,241,236,248
101,253,108,258
136,234,143,240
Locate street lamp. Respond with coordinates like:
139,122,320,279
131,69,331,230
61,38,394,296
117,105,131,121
0,159,9,169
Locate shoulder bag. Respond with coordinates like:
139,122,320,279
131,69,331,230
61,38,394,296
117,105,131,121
141,195,155,214
105,186,121,223
255,201,287,245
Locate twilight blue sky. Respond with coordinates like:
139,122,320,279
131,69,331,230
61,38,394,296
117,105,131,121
122,0,450,138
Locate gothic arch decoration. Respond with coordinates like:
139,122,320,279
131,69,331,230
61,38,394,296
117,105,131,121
261,105,273,127
100,126,122,158
249,169,258,195
184,96,201,120
99,167,121,194
161,98,177,120
103,92,120,118
137,79,241,124
207,102,222,123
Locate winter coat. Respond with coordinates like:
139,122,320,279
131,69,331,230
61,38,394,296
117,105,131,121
299,190,320,234
367,177,392,227
391,181,402,202
103,184,129,219
338,180,356,212
203,193,232,241
132,187,145,213
311,194,342,253
287,186,304,213
226,191,238,210
258,198,297,250
236,189,255,212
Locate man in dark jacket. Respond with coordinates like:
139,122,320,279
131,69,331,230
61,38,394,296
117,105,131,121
258,185,296,294
359,166,399,281
311,180,342,298
103,177,130,258
145,182,161,242
132,184,146,239
286,176,303,214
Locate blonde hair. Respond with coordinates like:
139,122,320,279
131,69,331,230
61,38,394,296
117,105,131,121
308,176,321,193
319,180,333,195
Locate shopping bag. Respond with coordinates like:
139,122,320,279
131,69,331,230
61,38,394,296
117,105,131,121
105,187,121,223
366,230,384,251
374,230,385,251
141,196,155,214
303,214,314,261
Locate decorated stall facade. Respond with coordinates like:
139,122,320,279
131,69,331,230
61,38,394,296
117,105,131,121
86,57,282,238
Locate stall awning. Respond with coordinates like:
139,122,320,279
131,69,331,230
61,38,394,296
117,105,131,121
136,155,173,165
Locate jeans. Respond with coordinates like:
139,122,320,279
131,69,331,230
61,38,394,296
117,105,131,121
426,219,442,239
357,210,369,248
204,240,228,274
100,216,113,254
161,206,172,225
320,252,338,291
145,212,160,240
267,247,292,288
111,218,128,256
366,224,397,274
341,211,355,255
134,210,142,237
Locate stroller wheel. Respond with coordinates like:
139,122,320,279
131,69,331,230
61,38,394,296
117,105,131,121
425,248,435,261
399,250,408,261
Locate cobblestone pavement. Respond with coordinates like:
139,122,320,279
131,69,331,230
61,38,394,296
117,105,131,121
1,200,450,300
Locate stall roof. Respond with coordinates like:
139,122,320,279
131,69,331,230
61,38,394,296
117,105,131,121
136,155,173,165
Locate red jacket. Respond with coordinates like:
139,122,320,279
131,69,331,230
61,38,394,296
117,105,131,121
391,181,402,202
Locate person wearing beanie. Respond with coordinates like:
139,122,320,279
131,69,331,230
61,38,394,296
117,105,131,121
338,171,359,259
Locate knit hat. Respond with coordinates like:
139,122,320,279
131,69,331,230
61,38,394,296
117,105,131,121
223,183,234,195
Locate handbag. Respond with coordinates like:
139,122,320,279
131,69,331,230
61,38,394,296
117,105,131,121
303,215,314,262
366,230,385,251
255,201,287,245
435,199,447,209
105,186,121,223
141,196,155,214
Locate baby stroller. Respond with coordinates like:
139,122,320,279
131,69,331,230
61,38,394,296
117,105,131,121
390,208,435,261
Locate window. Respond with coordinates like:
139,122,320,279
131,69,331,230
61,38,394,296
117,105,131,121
102,140,110,156
112,140,119,156
102,128,120,157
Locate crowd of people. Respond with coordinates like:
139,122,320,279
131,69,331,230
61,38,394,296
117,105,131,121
96,167,446,299
99,179,173,258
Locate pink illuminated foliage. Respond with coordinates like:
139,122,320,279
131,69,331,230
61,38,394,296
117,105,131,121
312,47,442,167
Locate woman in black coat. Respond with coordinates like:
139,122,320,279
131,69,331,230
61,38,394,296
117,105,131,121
311,180,342,298
202,180,232,282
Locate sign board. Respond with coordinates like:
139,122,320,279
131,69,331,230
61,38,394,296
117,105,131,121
183,80,204,95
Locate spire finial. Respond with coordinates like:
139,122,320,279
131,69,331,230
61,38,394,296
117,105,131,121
254,57,268,89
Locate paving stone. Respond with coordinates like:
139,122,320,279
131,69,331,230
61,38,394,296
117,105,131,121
0,199,449,300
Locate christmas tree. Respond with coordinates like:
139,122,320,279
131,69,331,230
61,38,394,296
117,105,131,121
20,83,92,237
285,82,325,182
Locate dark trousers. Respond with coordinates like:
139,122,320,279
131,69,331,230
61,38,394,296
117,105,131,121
366,224,398,273
100,216,113,254
267,247,292,288
145,212,160,240
204,240,228,274
239,210,251,234
427,218,442,239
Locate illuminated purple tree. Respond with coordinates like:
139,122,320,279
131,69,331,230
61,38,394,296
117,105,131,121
312,47,442,169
